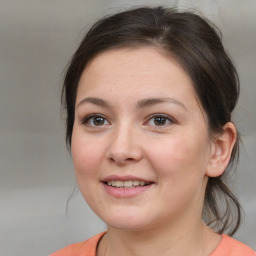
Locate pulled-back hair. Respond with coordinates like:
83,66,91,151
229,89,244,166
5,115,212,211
62,6,241,235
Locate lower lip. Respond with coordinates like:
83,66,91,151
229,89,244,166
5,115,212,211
102,183,154,198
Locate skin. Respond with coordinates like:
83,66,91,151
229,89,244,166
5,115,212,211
71,47,236,256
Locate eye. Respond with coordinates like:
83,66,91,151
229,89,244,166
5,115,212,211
81,114,110,127
146,114,174,127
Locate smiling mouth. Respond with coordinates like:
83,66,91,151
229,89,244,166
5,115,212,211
104,180,153,188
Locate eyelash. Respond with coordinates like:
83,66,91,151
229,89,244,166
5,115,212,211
145,113,176,127
81,113,176,128
81,113,110,127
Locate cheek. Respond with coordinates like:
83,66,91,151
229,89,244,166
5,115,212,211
71,133,106,207
71,132,105,178
147,134,209,211
146,132,209,180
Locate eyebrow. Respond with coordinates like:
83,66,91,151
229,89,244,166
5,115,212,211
77,97,188,111
137,97,188,111
77,97,110,109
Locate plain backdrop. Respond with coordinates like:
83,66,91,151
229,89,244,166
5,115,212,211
0,0,255,255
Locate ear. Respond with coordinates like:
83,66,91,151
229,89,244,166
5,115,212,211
206,122,237,178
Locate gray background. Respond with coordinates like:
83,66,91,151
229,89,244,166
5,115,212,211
0,0,255,255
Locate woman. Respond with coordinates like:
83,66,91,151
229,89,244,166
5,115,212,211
51,6,255,256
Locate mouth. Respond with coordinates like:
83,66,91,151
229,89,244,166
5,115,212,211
104,180,153,188
101,175,154,197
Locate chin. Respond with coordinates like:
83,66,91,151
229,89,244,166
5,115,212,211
107,221,149,231
100,211,152,231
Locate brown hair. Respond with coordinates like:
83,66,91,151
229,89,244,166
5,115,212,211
62,6,241,235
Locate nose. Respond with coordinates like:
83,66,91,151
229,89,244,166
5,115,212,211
106,124,143,165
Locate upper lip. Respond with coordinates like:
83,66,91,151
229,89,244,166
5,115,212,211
101,175,154,183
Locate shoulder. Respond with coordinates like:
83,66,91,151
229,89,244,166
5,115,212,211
211,234,255,256
49,232,106,256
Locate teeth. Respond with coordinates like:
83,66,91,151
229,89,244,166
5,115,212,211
124,180,133,187
106,180,150,188
133,180,140,186
116,181,123,187
139,181,145,186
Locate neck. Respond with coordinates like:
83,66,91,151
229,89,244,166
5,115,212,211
101,220,221,256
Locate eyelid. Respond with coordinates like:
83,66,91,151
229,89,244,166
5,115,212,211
80,112,176,127
144,113,176,126
81,113,110,126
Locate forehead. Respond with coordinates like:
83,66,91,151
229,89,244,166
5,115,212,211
79,47,192,86
77,47,198,108
83,47,190,81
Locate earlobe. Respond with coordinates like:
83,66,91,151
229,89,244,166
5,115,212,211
206,122,237,178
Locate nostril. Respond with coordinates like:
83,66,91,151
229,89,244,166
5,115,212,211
108,157,135,164
109,157,115,163
106,144,143,164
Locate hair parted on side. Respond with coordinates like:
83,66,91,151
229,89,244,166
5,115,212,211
62,6,241,235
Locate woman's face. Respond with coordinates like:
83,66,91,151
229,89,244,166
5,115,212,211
72,47,214,231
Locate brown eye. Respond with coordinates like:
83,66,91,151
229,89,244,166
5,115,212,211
82,114,110,127
93,116,105,126
146,114,174,127
154,116,167,126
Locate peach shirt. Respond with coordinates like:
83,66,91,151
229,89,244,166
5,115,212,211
50,232,255,256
